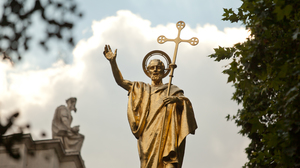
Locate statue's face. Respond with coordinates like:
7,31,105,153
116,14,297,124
148,60,164,82
68,100,77,112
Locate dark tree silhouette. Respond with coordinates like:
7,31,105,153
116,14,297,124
0,0,82,62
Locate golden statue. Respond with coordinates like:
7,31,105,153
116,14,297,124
104,21,198,168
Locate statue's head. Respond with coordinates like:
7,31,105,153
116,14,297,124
147,59,165,82
66,97,77,112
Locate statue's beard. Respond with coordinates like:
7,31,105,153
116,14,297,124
151,73,163,82
70,106,77,112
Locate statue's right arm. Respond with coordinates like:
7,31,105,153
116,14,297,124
103,45,132,91
109,59,132,91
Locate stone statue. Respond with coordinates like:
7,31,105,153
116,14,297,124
103,45,197,168
52,97,84,152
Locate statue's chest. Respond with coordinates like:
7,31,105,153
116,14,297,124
148,90,166,118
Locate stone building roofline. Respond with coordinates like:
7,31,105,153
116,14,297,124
1,133,85,168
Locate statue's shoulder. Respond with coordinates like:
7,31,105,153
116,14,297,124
169,84,184,95
128,81,150,94
133,81,147,85
56,105,67,110
54,105,68,115
132,81,151,88
167,84,181,90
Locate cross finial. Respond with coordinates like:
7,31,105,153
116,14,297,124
157,21,199,94
157,21,199,46
156,21,198,167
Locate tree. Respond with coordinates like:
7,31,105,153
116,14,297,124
0,0,82,62
0,0,82,159
0,112,24,159
209,0,300,167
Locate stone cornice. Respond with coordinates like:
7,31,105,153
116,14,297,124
1,134,85,168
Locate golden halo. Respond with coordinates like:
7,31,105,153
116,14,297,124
142,50,171,78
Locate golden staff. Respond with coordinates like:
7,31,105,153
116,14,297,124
157,21,198,167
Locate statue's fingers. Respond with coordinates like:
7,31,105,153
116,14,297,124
115,49,117,56
165,98,172,104
104,45,108,53
163,97,169,101
108,45,112,51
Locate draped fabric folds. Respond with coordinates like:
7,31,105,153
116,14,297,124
127,82,197,168
52,105,84,152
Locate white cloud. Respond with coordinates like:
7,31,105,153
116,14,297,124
0,10,250,168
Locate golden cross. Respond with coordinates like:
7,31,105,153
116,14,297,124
157,21,199,95
156,21,198,167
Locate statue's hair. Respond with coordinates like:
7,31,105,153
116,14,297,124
147,59,165,70
66,97,77,104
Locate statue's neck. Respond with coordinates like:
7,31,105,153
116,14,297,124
67,105,73,113
151,80,163,87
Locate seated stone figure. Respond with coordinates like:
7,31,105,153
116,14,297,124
52,97,84,152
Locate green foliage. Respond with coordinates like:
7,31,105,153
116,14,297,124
209,0,300,167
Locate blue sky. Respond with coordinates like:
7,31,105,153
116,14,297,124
0,0,251,167
75,0,242,33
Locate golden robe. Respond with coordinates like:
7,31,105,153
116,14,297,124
127,82,197,168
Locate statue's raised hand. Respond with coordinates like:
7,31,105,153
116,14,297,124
103,45,117,61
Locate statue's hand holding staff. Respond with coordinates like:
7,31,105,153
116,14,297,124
163,96,182,106
103,45,117,61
